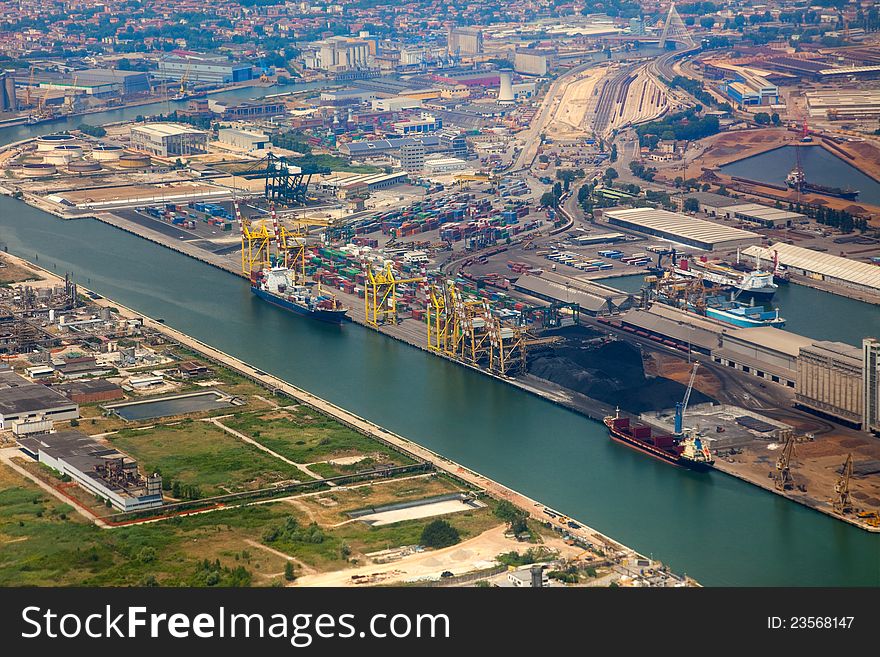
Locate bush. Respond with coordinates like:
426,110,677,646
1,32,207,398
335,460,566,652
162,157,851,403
420,519,460,549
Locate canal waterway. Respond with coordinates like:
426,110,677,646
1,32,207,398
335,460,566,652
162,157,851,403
1,197,878,586
719,145,880,206
0,81,324,145
599,274,878,346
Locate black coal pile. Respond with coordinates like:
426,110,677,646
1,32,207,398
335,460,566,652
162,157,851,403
527,328,713,413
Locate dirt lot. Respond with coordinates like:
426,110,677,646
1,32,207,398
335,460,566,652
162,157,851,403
0,256,42,285
293,525,580,587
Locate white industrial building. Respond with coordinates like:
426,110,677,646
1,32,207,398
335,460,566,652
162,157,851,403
17,431,163,511
218,128,269,151
797,341,864,426
372,97,423,112
423,156,469,174
602,207,762,251
306,37,372,72
130,123,208,157
743,243,880,296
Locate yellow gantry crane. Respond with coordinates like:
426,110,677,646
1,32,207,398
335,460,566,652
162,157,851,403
364,263,424,327
426,280,526,375
237,198,272,275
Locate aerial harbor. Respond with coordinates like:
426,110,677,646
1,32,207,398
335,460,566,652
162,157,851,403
0,0,878,592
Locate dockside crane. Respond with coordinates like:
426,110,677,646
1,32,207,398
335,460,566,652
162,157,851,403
674,361,699,435
774,430,797,491
833,453,854,514
364,263,424,327
237,196,272,275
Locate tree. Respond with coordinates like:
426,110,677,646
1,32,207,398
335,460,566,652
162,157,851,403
610,143,618,162
683,197,700,213
771,112,781,126
700,16,715,28
754,112,771,125
284,561,295,581
172,481,181,498
603,167,619,183
420,519,460,549
540,192,557,208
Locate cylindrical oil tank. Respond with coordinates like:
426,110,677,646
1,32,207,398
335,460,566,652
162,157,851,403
36,134,77,152
117,152,151,169
67,159,102,173
20,163,57,177
43,150,75,165
90,144,123,162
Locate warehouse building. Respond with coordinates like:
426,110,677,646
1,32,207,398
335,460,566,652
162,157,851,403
130,123,208,157
714,327,812,388
602,208,762,251
74,69,151,95
514,272,636,315
743,243,880,296
157,56,253,84
210,99,286,120
218,128,269,151
340,135,441,158
17,431,163,511
0,369,79,429
796,341,863,427
865,338,880,436
52,379,125,404
686,193,806,227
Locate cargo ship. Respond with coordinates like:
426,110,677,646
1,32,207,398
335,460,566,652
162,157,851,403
785,166,858,201
704,295,785,328
674,257,777,300
604,409,714,470
250,266,348,324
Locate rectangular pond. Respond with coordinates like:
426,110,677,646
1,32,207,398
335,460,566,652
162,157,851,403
105,390,233,421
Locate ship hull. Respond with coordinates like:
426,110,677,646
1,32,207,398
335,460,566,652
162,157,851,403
252,287,347,324
705,307,785,328
605,418,713,471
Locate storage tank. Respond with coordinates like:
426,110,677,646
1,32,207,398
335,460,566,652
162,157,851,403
117,152,151,169
36,134,77,152
20,163,57,177
67,159,102,173
43,144,83,165
90,144,123,162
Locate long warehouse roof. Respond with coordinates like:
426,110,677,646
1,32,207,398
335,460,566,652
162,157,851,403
603,208,761,245
743,243,880,291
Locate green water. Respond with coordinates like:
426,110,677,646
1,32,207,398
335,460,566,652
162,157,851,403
599,275,879,346
1,198,878,586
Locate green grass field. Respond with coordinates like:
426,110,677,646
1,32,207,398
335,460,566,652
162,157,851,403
0,465,501,587
109,420,312,496
223,408,414,466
